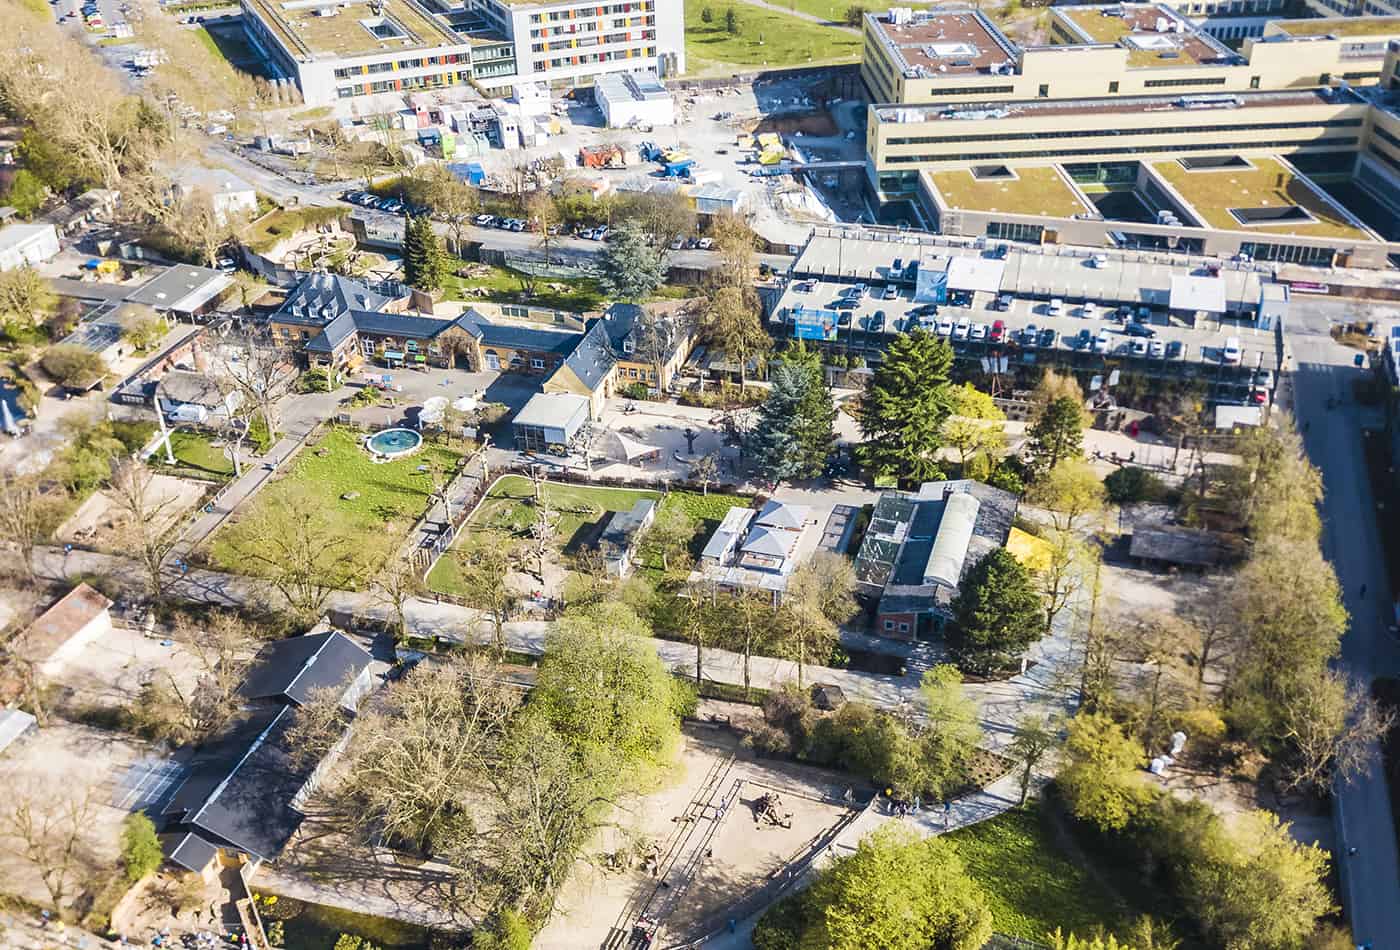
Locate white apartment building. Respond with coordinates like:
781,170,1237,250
239,0,683,106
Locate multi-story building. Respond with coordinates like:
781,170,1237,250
857,7,1400,266
239,0,682,105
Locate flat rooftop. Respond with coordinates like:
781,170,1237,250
1053,4,1235,68
243,0,464,60
867,10,1018,79
1151,156,1375,241
874,86,1348,124
927,166,1092,218
1269,16,1400,38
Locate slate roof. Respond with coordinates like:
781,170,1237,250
162,704,286,823
477,321,581,355
275,273,391,325
159,832,219,874
556,320,616,391
125,266,231,313
238,632,372,708
742,525,793,558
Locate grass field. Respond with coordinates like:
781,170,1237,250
165,430,235,477
684,0,861,72
442,266,606,313
426,476,662,595
946,805,1144,942
776,0,931,23
211,428,463,583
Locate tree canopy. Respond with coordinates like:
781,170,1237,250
403,215,447,292
855,328,956,483
597,219,666,302
1026,396,1086,478
750,346,837,484
947,548,1045,671
1057,712,1147,832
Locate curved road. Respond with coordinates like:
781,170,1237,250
1287,302,1400,948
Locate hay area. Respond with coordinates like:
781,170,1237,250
57,473,205,548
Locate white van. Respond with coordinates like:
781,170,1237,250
1222,337,1242,364
1090,253,1108,268
1047,298,1064,316
167,404,209,425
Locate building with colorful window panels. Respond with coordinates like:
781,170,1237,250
240,0,683,106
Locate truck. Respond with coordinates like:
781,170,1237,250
660,158,696,178
758,148,786,166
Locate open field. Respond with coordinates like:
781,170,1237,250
426,476,661,595
163,430,236,477
442,266,605,314
947,804,1147,942
210,427,463,583
683,0,861,72
57,471,206,548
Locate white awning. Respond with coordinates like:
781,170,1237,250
617,433,661,461
945,256,1006,294
1170,275,1227,313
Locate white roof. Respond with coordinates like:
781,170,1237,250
172,165,255,195
702,507,755,561
0,222,56,252
0,709,36,755
945,256,1006,294
1170,274,1227,313
514,392,590,431
1214,404,1263,429
742,525,793,558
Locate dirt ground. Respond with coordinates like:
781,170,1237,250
0,721,150,913
57,473,207,549
537,725,857,949
51,622,205,712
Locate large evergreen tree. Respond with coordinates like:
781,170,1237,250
403,215,446,292
597,219,666,302
947,548,1045,672
1025,395,1085,479
854,328,956,483
749,347,836,485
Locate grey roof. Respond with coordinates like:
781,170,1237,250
352,310,453,340
163,704,285,821
238,632,372,708
555,320,616,391
60,320,124,355
477,321,581,355
1129,525,1234,568
755,500,808,531
861,480,1019,593
305,312,359,353
701,507,754,562
513,392,590,432
0,708,36,755
126,266,231,313
159,370,226,407
177,705,316,861
160,832,219,873
599,498,656,556
742,525,792,558
171,166,255,196
275,273,391,325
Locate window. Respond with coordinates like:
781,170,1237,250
1142,76,1227,88
1108,81,1119,94
898,622,910,633
883,620,896,631
405,340,418,352
1038,84,1049,97
531,358,545,369
1250,75,1260,89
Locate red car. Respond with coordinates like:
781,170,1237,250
990,320,1006,343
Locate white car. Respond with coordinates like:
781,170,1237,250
1047,298,1064,316
1090,253,1108,268
1148,339,1166,359
1093,328,1111,353
969,322,988,341
1080,301,1097,319
952,319,970,340
1222,336,1242,364
936,319,953,336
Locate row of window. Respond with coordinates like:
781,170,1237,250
882,136,1360,164
531,46,654,71
883,118,1364,147
531,30,653,51
530,16,652,38
528,3,651,24
334,54,466,79
337,70,475,98
1142,76,1229,89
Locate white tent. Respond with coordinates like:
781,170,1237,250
420,396,448,426
451,395,479,413
616,432,661,462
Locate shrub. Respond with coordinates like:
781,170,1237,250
1103,466,1166,504
746,723,793,758
120,812,162,882
40,343,107,388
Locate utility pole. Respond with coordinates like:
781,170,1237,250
152,383,175,465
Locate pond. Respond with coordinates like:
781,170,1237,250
366,427,423,459
264,897,434,950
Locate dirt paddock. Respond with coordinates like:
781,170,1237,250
537,724,859,949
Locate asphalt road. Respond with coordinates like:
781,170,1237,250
1286,299,1400,948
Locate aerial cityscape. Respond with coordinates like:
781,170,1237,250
0,0,1398,946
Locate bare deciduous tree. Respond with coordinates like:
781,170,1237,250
0,783,100,913
107,457,182,602
453,533,522,656
1278,671,1396,795
0,472,49,580
219,333,294,441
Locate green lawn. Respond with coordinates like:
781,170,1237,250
774,0,932,24
684,0,861,72
210,428,463,583
164,430,234,477
443,266,606,313
945,805,1142,943
426,476,661,595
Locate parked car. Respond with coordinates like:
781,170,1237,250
1254,368,1275,390
936,319,953,336
1039,328,1058,349
697,237,714,250
1148,339,1166,359
508,219,525,232
1130,339,1149,356
1124,322,1156,338
1075,329,1094,350
969,322,988,341
1021,323,1039,347
990,319,1006,343
1093,328,1111,353
883,284,899,300
909,303,938,318
1166,340,1185,360
853,282,869,298
1222,336,1242,364
473,213,494,226
869,311,886,333
1089,253,1108,268
669,236,684,251
952,319,970,340
593,226,610,241
1047,298,1064,316
992,294,1013,312
837,312,851,329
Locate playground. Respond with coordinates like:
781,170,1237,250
536,724,859,949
